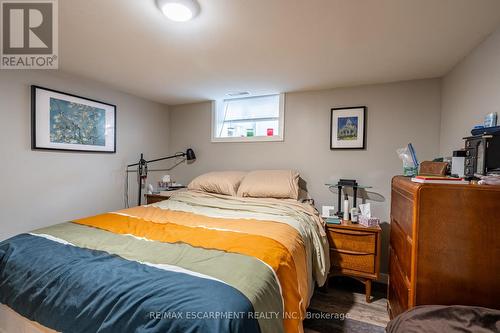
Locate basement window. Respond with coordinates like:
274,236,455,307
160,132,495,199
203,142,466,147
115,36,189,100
212,94,285,142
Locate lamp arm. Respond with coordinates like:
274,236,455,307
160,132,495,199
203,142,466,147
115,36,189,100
146,152,186,164
127,152,185,168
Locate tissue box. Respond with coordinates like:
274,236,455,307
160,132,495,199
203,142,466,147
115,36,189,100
358,215,380,227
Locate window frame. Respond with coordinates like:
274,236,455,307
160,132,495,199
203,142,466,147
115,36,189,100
211,93,285,143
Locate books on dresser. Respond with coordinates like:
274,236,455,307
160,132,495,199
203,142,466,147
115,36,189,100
410,175,469,184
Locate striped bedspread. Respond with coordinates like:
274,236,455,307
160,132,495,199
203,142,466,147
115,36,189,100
0,191,329,333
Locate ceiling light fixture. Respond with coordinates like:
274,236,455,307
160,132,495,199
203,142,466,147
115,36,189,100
156,0,200,22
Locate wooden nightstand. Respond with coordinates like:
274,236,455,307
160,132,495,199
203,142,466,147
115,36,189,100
145,188,186,204
145,193,172,204
326,220,381,303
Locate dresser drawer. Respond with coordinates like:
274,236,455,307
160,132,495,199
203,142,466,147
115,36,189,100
327,228,376,254
388,246,410,317
331,249,375,274
389,219,412,280
391,188,414,237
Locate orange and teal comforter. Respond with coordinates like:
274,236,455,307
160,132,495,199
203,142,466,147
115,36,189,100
0,191,329,333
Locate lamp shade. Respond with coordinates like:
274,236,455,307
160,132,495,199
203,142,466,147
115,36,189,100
186,148,196,161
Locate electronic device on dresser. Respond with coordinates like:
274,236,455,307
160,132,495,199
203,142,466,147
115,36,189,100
463,133,500,179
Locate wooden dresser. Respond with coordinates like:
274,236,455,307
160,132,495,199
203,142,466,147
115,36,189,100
388,176,500,318
326,221,381,302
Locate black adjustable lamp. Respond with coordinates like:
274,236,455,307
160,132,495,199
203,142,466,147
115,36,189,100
127,148,196,206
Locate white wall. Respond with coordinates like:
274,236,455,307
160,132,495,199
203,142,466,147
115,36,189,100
0,71,170,241
168,78,442,272
0,72,441,273
440,26,500,155
1,21,498,273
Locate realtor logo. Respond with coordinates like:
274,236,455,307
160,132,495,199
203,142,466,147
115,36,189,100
1,0,58,69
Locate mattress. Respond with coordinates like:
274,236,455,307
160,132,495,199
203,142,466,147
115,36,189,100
0,190,329,333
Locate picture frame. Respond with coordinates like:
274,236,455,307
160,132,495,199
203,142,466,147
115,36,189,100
330,106,366,150
31,85,116,153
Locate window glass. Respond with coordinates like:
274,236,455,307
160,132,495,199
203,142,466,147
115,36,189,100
213,94,284,142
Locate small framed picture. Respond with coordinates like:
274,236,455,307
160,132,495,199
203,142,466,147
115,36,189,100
330,106,366,149
31,85,116,153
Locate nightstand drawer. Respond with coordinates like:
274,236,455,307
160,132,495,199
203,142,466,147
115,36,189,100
331,249,375,274
327,228,376,254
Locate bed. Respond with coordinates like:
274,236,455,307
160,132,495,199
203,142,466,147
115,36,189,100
386,305,500,333
0,189,330,333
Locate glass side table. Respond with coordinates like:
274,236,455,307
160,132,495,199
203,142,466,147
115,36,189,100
325,182,372,217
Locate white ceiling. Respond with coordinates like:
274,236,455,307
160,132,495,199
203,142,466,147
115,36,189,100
59,0,500,105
